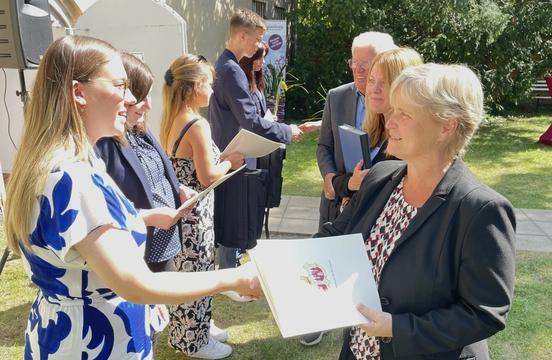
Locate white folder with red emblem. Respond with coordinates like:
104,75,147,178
248,234,381,338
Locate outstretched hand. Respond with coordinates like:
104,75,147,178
231,262,262,300
298,120,322,134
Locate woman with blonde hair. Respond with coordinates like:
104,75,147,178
4,35,258,359
332,48,423,204
160,54,243,359
322,63,515,359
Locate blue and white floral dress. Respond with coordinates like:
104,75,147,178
21,157,163,359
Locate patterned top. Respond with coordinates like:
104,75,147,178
350,178,418,360
21,156,163,359
127,130,180,263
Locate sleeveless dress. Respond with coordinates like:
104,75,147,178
21,156,164,359
167,118,220,354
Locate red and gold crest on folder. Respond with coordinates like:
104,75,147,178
300,263,332,291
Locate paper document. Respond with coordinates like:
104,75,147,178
178,164,245,211
263,109,275,122
248,234,381,338
222,129,283,158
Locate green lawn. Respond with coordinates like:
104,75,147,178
1,227,551,359
2,114,552,359
284,114,552,209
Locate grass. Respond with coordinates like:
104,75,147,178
283,114,552,209
1,224,551,359
2,113,552,358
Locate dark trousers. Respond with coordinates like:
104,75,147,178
337,328,356,360
147,258,176,358
318,193,341,232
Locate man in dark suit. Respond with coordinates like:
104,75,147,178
208,9,303,280
316,32,397,232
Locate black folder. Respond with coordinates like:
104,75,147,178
338,124,371,173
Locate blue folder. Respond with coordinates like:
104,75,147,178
338,124,371,173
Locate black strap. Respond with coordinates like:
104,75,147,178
171,118,200,157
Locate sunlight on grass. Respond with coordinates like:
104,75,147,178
283,114,552,208
2,224,550,360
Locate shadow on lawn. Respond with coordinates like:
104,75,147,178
0,301,32,347
154,294,342,359
467,120,552,163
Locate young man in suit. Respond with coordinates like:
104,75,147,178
208,9,303,291
306,32,397,347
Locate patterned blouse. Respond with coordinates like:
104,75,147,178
126,130,180,263
21,156,164,359
350,178,418,360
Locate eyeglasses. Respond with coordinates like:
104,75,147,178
347,59,371,70
79,78,129,99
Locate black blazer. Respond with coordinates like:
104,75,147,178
319,159,516,360
95,131,182,260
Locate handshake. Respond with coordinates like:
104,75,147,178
289,120,322,143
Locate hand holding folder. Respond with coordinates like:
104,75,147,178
348,160,370,191
338,125,371,173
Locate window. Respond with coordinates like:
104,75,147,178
274,5,286,20
252,0,266,18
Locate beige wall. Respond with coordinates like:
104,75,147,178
166,0,288,64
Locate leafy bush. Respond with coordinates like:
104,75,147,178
287,0,552,117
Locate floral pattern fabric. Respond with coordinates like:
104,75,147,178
168,121,219,355
21,157,162,359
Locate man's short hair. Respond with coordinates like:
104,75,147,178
230,8,267,34
352,32,397,53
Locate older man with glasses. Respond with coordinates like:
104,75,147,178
300,31,397,347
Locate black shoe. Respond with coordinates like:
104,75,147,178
299,331,325,346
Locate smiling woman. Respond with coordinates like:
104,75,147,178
318,63,516,360
3,35,261,360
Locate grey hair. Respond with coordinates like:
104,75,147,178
389,63,484,158
351,32,397,53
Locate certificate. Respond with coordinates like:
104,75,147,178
222,128,284,158
248,234,381,338
177,164,245,211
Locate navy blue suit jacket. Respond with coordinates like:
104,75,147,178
208,49,291,150
95,131,182,259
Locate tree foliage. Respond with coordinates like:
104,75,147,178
287,0,552,116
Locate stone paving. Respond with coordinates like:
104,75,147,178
267,195,552,253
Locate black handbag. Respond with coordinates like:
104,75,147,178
214,168,267,250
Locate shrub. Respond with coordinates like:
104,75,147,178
287,0,552,117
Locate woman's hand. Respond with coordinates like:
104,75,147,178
230,262,262,300
179,184,198,205
220,152,244,170
356,304,393,337
140,207,184,229
348,160,369,191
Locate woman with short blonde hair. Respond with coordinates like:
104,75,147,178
323,63,515,360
